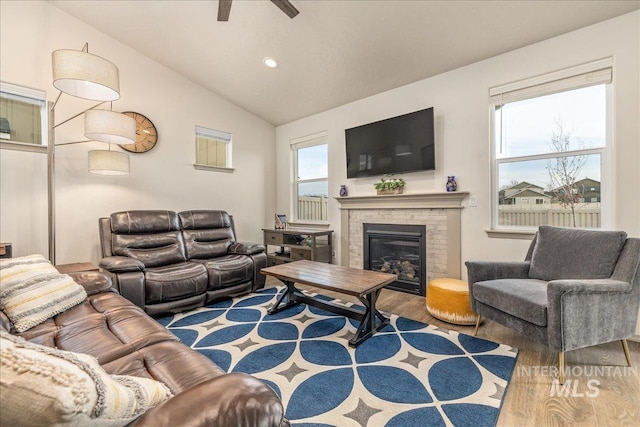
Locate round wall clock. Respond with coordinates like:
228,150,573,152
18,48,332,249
121,111,158,153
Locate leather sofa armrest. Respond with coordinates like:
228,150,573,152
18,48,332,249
229,242,265,256
250,252,267,291
68,271,118,295
129,373,289,427
115,271,146,309
100,256,145,273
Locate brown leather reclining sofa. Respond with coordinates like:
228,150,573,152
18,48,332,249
99,210,267,316
2,271,289,426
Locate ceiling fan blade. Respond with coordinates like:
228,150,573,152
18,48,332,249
271,0,299,19
218,0,232,21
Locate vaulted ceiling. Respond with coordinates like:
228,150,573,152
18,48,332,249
50,1,639,126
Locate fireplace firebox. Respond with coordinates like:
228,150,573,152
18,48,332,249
363,223,426,295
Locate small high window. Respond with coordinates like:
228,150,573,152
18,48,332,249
194,126,233,172
0,82,48,151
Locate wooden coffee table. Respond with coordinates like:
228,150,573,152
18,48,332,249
261,260,397,346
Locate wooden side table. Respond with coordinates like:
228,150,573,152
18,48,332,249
0,243,12,258
55,262,99,275
262,228,333,267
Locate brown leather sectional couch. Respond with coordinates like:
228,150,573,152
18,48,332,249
99,210,267,316
2,271,289,427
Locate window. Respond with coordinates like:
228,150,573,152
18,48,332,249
0,82,48,152
194,126,232,171
292,134,328,222
491,59,611,230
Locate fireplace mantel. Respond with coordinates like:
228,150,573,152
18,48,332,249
335,191,467,280
335,191,468,210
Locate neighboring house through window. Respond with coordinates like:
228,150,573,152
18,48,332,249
490,58,611,230
292,133,328,223
194,126,233,172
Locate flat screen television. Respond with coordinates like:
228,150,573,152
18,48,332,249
345,107,435,178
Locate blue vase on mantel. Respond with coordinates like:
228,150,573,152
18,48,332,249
446,176,457,192
339,185,348,197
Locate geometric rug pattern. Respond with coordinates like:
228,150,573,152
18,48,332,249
156,287,518,427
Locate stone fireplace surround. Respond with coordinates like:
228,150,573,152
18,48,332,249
335,192,468,284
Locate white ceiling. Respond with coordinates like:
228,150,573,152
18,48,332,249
50,0,639,126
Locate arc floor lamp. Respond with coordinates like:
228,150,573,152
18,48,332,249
48,43,135,263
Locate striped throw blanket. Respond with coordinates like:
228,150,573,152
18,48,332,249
0,254,87,332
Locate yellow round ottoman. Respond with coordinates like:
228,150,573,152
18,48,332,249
426,278,478,325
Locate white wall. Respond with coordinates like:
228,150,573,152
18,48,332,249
0,149,48,256
0,1,276,264
275,12,640,333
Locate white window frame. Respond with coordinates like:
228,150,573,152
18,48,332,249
193,125,234,173
489,58,613,233
0,81,48,153
291,132,328,224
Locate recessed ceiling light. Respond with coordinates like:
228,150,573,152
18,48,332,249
263,57,278,68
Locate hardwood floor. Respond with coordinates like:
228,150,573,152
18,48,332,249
265,277,640,427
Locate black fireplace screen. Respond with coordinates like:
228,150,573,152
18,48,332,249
363,223,426,295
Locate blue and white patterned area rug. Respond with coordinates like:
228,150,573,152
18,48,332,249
156,287,518,427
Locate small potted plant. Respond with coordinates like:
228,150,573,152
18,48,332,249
374,177,405,195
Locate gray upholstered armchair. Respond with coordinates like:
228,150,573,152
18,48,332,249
466,226,640,383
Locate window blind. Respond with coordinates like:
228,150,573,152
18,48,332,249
0,82,46,104
195,126,231,143
290,133,327,150
490,57,613,105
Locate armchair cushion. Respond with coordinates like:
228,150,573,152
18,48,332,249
473,278,549,326
465,260,531,284
529,226,627,281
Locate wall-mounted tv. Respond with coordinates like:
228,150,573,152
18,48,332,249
345,107,435,178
